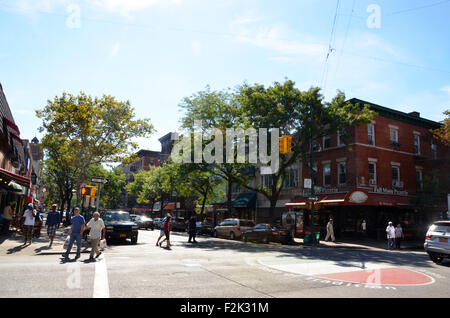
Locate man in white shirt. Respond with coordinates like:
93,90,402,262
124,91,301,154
325,219,335,242
386,221,396,250
85,212,105,260
22,203,36,245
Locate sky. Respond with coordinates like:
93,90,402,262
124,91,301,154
0,0,449,152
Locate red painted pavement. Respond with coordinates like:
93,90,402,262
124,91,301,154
317,268,433,286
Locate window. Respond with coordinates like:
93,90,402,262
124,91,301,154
414,134,420,155
323,135,330,149
369,162,377,185
367,124,375,145
284,168,299,189
312,163,318,186
390,128,398,142
231,183,241,194
337,129,345,146
431,140,437,159
392,166,400,184
338,162,346,185
416,169,423,191
260,175,274,188
323,164,331,186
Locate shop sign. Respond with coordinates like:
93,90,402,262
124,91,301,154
315,188,339,194
348,191,368,204
373,186,408,196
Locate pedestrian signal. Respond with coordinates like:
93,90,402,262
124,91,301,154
81,187,88,196
279,136,288,154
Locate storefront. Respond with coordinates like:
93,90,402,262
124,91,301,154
232,192,257,221
285,188,419,240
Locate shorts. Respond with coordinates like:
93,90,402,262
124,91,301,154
47,225,57,236
160,229,165,236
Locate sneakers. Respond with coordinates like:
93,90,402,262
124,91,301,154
95,252,102,259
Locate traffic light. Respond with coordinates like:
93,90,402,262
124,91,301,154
81,187,88,196
279,136,288,154
90,187,97,198
287,137,294,153
81,186,97,197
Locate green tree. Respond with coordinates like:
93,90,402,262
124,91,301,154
234,81,375,221
431,110,450,146
36,92,154,203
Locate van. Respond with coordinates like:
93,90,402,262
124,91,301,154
213,218,256,240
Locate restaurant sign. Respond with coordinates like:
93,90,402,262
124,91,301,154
373,186,408,196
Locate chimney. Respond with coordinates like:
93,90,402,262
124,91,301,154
408,111,420,118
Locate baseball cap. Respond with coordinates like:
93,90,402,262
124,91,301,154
28,203,33,208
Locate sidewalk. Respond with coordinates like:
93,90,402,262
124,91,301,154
0,226,91,256
294,237,424,251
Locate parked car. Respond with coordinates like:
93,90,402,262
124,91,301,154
154,218,162,229
242,224,293,245
424,221,450,264
103,211,139,244
130,215,155,230
189,221,214,236
171,217,186,232
213,219,256,240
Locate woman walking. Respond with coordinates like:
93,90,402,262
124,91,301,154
159,216,172,248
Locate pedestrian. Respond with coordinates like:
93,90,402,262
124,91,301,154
386,221,396,250
85,212,105,260
159,216,172,248
22,203,36,245
187,215,197,243
62,207,86,260
324,219,336,242
395,223,404,250
1,202,13,235
156,213,171,246
34,206,43,238
46,204,60,248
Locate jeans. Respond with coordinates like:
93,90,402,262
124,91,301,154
2,219,11,234
395,238,402,249
65,233,82,258
387,238,395,250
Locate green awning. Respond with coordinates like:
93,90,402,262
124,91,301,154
8,181,23,192
232,193,256,208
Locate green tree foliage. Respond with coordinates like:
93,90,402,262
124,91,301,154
431,110,450,146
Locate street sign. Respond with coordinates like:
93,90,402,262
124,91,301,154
91,178,108,184
304,178,312,189
308,197,319,202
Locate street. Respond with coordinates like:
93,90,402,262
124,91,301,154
0,229,449,298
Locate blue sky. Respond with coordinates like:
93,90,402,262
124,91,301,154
0,0,449,152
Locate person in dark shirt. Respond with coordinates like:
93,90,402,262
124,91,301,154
46,204,60,248
187,215,197,243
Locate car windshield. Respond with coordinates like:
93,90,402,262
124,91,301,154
105,212,131,222
430,223,450,232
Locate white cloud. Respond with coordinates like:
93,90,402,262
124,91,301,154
111,42,120,57
191,41,201,55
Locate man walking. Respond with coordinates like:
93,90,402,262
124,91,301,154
386,221,396,250
187,215,197,243
85,212,105,260
63,207,86,260
395,223,404,250
1,202,13,235
22,204,36,245
324,219,335,242
46,204,60,248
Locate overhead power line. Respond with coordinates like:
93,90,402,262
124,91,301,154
388,0,450,16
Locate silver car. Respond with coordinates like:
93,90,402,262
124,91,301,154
424,221,450,264
213,219,255,240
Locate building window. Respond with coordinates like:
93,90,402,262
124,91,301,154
312,164,318,186
323,135,330,149
323,164,331,187
261,175,274,189
392,166,401,187
367,124,375,146
431,140,437,159
284,168,299,189
338,162,346,185
390,127,399,149
413,134,420,155
337,129,345,146
369,162,377,185
416,169,423,191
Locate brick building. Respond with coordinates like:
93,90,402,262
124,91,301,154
286,98,449,240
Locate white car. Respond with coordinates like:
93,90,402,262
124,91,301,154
424,221,450,264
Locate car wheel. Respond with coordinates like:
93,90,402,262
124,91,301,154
429,253,443,264
213,230,218,238
131,237,138,245
230,232,235,240
242,235,248,243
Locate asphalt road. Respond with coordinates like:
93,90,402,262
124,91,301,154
0,229,449,298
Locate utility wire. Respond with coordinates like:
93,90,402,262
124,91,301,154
388,0,450,16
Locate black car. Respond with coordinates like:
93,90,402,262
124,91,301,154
242,224,292,244
103,211,138,244
170,217,186,232
196,221,214,236
130,215,155,230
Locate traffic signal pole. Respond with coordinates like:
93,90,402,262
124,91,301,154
309,104,318,246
